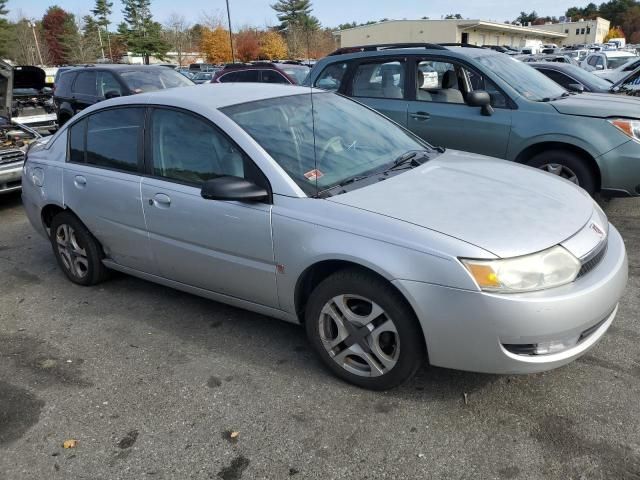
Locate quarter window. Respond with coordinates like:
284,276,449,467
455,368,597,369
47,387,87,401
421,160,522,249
68,119,86,163
314,62,348,91
150,109,245,184
261,70,289,83
85,108,143,172
352,60,405,99
72,71,97,96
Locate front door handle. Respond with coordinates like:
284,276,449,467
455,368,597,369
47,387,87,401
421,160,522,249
73,175,87,188
410,111,431,121
150,193,171,209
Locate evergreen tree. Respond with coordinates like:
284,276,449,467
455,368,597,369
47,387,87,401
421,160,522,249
120,0,168,63
92,0,113,59
271,0,319,31
0,0,11,58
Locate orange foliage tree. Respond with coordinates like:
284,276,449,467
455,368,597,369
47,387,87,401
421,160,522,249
200,26,232,64
235,29,260,62
259,30,288,60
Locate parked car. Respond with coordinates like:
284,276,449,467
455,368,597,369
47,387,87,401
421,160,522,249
586,56,640,83
0,63,42,194
529,62,615,93
192,71,216,84
189,63,218,73
54,65,194,126
0,62,57,134
307,44,640,197
21,84,628,389
211,62,310,85
562,49,589,62
516,54,579,66
581,51,639,76
610,65,640,96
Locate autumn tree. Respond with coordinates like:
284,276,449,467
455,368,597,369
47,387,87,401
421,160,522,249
259,30,288,60
235,29,260,62
200,26,232,64
42,6,77,65
604,26,626,40
64,15,102,64
444,14,463,19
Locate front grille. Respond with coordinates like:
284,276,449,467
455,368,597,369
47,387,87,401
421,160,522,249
0,150,25,165
577,241,607,278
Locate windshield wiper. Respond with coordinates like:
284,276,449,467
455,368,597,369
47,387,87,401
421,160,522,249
386,149,432,172
541,92,571,102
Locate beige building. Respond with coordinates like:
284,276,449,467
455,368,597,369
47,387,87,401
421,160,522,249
530,17,610,46
335,19,567,49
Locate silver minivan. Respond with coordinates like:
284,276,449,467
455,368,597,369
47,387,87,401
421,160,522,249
22,84,628,390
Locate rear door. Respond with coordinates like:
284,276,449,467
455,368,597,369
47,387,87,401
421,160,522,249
406,56,512,158
140,107,278,307
63,107,152,272
343,58,409,127
70,71,98,113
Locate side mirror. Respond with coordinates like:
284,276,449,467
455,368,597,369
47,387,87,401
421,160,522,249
104,90,121,99
467,90,494,116
201,176,269,202
567,83,584,93
595,64,604,71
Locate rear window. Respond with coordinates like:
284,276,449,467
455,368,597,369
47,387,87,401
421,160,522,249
119,69,193,93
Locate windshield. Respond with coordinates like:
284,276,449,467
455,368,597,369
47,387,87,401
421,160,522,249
607,56,640,70
120,69,194,92
281,66,310,85
476,53,567,101
222,92,430,195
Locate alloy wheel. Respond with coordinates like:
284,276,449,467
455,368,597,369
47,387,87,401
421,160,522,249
318,294,400,377
55,224,89,279
539,163,579,185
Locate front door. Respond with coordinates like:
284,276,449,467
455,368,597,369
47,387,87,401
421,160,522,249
140,107,278,308
345,58,409,127
407,57,513,159
62,107,152,272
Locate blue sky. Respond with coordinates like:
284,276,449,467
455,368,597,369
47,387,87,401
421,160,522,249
8,0,586,27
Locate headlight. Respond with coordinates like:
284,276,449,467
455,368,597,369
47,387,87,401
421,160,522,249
608,118,640,142
461,246,581,293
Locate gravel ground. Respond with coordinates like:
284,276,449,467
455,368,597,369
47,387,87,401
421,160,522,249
0,192,639,480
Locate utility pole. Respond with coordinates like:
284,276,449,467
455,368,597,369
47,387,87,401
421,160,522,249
225,0,235,63
30,21,44,65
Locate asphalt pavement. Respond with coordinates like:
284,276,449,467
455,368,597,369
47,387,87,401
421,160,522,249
0,192,639,480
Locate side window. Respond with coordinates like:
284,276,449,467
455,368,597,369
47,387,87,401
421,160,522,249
151,109,245,184
72,72,97,96
464,67,508,108
415,60,464,104
85,108,143,173
97,72,122,97
261,70,289,84
220,70,260,83
595,57,605,68
68,119,86,163
587,55,598,67
314,62,347,91
352,60,405,99
538,69,573,89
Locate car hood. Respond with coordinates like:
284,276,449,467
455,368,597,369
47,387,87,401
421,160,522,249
13,66,46,90
328,150,593,258
550,92,640,118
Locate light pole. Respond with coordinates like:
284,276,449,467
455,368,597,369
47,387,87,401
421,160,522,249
29,21,44,65
225,0,235,63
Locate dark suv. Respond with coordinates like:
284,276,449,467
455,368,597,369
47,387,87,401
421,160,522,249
211,62,310,85
54,65,194,126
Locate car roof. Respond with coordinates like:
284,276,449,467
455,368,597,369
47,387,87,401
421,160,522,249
601,51,636,57
84,83,320,112
316,45,500,66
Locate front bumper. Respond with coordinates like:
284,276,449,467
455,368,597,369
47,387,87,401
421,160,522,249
597,140,640,196
394,224,628,374
0,161,24,194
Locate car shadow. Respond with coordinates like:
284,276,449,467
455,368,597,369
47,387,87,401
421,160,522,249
86,271,501,400
0,191,22,211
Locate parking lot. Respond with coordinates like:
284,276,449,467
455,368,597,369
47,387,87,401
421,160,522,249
0,191,637,479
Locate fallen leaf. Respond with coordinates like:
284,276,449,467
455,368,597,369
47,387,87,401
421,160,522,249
230,431,239,440
63,439,78,449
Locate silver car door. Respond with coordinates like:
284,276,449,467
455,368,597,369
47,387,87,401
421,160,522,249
62,107,153,272
140,107,278,308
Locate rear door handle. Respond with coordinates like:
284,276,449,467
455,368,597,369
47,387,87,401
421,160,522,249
150,193,171,208
73,175,86,188
410,112,431,121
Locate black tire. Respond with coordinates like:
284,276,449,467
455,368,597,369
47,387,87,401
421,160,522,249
49,211,109,286
305,268,426,390
526,149,596,195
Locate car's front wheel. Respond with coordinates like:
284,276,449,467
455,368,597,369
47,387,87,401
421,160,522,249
527,149,596,195
305,269,425,390
49,211,108,286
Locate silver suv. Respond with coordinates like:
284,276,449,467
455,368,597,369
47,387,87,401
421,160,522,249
22,84,628,389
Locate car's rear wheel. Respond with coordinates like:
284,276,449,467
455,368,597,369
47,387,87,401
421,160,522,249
527,150,596,195
305,269,425,390
49,212,108,286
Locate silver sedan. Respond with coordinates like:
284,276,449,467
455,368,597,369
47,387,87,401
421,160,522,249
21,84,628,390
